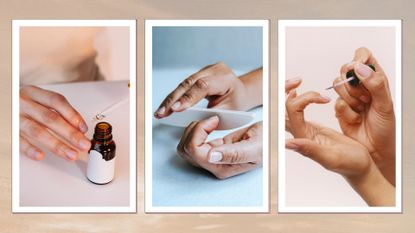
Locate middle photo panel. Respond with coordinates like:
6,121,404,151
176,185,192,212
145,20,269,213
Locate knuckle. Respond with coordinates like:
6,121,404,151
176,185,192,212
180,76,196,88
195,79,209,90
164,94,175,105
69,130,83,144
181,92,193,103
25,120,45,138
41,110,61,124
52,142,66,155
20,85,36,96
50,93,66,106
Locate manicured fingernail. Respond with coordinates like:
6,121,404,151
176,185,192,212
27,148,42,160
285,142,299,150
171,102,181,111
79,139,91,150
156,106,165,116
286,77,302,83
208,115,219,121
79,122,88,133
355,63,372,78
209,151,223,163
320,95,331,101
65,148,78,160
359,95,370,103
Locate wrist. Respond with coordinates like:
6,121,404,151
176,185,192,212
347,162,395,206
239,68,263,109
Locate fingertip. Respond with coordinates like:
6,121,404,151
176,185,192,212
78,121,88,133
285,140,299,150
27,148,45,161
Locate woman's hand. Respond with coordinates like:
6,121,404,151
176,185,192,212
176,117,262,179
155,62,262,118
285,90,372,176
285,88,395,206
333,47,396,185
19,85,90,161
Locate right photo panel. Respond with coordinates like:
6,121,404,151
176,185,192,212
278,20,401,212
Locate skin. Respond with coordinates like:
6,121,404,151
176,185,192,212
155,62,264,179
154,62,262,118
177,116,262,179
20,85,90,161
333,47,396,186
285,84,395,206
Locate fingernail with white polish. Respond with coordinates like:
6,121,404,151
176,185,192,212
171,102,181,111
156,106,165,116
355,63,372,78
65,148,77,160
209,151,223,163
286,77,302,83
79,122,88,133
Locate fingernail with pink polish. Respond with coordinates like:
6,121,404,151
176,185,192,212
320,95,331,101
79,139,91,150
65,148,78,160
355,63,372,78
27,148,42,160
285,142,299,150
286,77,302,83
79,122,88,133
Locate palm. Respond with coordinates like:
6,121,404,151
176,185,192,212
339,106,395,165
302,122,372,176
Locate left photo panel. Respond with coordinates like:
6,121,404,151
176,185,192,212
12,20,137,212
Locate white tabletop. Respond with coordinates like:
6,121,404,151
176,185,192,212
20,80,131,207
151,69,264,207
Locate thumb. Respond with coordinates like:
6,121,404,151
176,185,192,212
208,140,261,164
353,63,393,113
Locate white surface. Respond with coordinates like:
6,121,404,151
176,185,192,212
282,25,397,207
20,80,131,207
158,107,255,130
87,150,116,184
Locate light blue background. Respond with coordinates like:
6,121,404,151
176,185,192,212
152,27,264,207
153,26,263,70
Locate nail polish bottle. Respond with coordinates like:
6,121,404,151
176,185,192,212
87,122,116,185
347,64,376,86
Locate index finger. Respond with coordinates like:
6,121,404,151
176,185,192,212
286,91,331,138
20,86,88,133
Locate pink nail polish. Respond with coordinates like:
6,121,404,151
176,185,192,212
285,142,299,150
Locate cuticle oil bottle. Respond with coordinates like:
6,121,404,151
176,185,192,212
87,122,116,185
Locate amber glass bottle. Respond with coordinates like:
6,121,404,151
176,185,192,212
86,122,116,185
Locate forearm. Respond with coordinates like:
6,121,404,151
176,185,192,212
240,67,263,108
347,163,395,206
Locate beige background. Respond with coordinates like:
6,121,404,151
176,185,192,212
0,0,414,232
284,26,397,207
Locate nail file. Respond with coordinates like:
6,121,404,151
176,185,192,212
157,107,255,130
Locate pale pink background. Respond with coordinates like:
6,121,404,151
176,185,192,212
285,26,397,207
